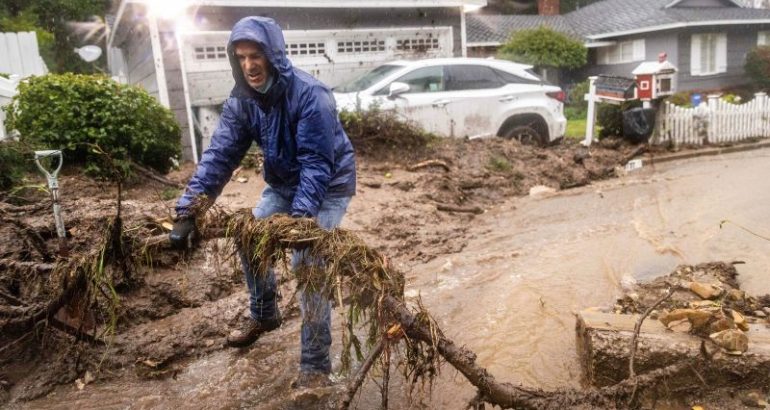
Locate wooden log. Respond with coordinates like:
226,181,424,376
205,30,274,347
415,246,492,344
577,309,770,387
435,203,484,215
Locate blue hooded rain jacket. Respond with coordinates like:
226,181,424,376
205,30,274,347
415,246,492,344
176,17,356,217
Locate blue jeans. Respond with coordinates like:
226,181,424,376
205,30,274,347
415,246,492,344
241,186,351,374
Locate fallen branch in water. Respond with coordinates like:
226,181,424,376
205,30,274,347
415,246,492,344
628,286,676,405
340,337,386,409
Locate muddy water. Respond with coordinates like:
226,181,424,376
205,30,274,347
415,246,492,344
404,148,770,407
20,148,770,409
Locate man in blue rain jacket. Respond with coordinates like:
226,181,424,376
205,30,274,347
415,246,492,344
170,16,356,388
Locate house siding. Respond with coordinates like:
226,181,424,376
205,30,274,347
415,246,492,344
582,32,679,80
676,25,770,91
123,21,159,101
158,28,195,161
579,25,770,92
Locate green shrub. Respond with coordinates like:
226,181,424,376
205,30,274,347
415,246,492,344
597,100,641,139
5,74,181,178
666,92,692,107
745,46,770,90
0,73,10,79
497,26,587,70
564,80,589,119
486,155,512,173
722,93,745,104
0,140,34,191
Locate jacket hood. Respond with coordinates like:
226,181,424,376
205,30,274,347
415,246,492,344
227,16,292,105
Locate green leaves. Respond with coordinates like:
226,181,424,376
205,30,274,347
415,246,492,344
745,46,770,90
497,26,587,70
4,73,181,180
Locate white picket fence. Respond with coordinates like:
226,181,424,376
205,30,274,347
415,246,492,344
656,92,770,145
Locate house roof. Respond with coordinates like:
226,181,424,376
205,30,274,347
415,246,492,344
468,0,770,45
466,14,575,44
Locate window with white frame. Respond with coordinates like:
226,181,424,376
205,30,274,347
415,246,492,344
286,42,326,57
597,39,645,65
396,37,440,52
337,39,386,54
691,33,727,76
759,31,769,46
194,45,227,61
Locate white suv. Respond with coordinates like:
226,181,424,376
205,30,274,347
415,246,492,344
333,58,566,145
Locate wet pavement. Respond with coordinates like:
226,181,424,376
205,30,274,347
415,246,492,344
407,147,770,406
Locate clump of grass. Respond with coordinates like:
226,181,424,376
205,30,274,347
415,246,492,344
160,188,180,201
486,155,512,173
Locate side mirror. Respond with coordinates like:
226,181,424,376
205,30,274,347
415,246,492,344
388,82,410,99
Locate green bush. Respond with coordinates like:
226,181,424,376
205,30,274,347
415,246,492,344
722,93,746,104
666,92,692,107
564,80,589,119
597,100,642,139
745,46,770,90
0,140,34,191
497,26,587,70
5,74,180,178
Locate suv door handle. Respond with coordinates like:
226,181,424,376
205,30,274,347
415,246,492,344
498,95,516,103
432,99,451,108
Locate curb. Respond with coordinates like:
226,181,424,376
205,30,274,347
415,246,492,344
639,140,770,166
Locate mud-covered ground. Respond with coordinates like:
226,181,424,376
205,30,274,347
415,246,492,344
0,137,692,408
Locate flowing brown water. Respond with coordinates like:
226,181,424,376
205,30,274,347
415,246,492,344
20,148,770,409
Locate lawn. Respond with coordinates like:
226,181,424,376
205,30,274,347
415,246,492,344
565,118,601,141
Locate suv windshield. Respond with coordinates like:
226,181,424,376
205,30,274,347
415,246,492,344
333,64,403,93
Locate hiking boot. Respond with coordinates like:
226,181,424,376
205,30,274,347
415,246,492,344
226,317,281,348
290,371,332,389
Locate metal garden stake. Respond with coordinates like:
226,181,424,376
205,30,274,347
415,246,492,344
34,150,66,238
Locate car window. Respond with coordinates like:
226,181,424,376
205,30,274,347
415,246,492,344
374,66,445,95
445,65,506,91
334,64,404,93
492,68,541,85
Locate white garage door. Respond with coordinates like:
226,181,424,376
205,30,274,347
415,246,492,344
182,26,454,107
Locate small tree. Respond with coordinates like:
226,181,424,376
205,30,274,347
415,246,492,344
497,26,587,71
745,46,770,90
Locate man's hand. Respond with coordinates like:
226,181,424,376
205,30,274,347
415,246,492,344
169,217,197,250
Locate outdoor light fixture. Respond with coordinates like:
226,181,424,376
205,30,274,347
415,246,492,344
74,45,103,62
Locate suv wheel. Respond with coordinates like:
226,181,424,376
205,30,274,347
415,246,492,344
502,125,542,145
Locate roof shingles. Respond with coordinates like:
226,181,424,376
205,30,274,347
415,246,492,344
468,0,770,44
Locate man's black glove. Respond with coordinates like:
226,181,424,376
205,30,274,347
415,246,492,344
169,216,197,250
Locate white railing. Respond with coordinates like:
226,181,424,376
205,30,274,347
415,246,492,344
656,92,770,145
